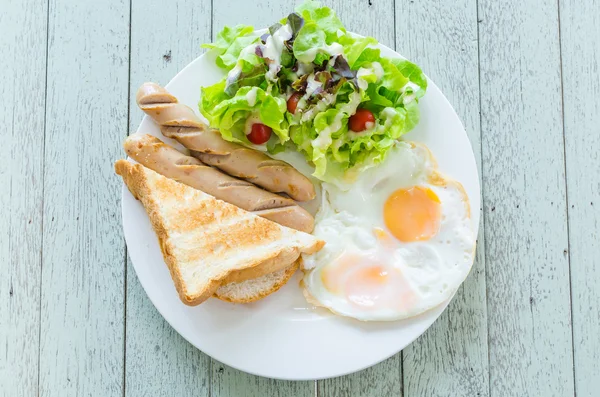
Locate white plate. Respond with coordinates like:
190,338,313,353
122,35,480,380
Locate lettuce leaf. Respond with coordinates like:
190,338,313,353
342,36,378,68
293,22,327,63
295,1,344,42
392,58,428,98
379,58,409,91
201,0,428,186
202,25,258,70
202,24,254,51
293,1,346,63
224,61,267,96
200,84,289,145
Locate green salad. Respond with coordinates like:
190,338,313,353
199,0,427,185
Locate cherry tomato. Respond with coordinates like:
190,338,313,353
287,92,302,114
247,123,272,144
349,109,376,132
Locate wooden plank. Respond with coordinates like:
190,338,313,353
37,0,130,395
478,0,574,395
211,361,316,397
559,0,600,395
318,0,399,394
124,267,211,396
394,1,489,396
318,356,400,397
124,0,212,395
208,1,315,394
0,0,47,395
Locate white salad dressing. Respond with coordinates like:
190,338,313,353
244,114,262,135
356,61,383,82
356,67,371,80
245,87,258,106
403,93,416,105
371,62,384,80
401,81,422,104
312,91,362,150
374,107,398,133
300,93,337,122
325,43,344,57
356,75,369,90
227,63,243,82
263,24,293,81
355,61,384,90
296,61,314,76
304,74,322,97
285,85,294,99
296,48,319,63
380,107,396,119
403,81,421,92
226,43,259,81
296,42,345,63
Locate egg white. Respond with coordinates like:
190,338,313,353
302,141,476,321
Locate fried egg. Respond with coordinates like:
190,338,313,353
302,141,476,321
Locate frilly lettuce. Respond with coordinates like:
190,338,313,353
200,0,428,186
200,84,289,145
202,25,258,70
296,0,344,41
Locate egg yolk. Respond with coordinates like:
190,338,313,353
320,254,418,311
384,186,441,242
321,255,359,293
345,266,389,304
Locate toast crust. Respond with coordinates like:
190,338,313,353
115,160,324,306
116,160,191,303
215,261,299,303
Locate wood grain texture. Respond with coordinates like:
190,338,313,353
125,256,210,397
317,0,399,394
478,0,574,396
38,0,129,395
212,361,315,397
319,356,401,397
124,0,212,395
0,0,47,395
559,0,600,396
4,0,592,394
208,2,313,395
394,0,489,396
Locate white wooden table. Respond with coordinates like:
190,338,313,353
2,0,599,395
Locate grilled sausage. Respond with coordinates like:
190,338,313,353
124,134,315,233
136,82,316,202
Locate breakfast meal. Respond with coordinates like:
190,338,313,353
115,0,477,320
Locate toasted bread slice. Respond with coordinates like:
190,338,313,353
219,247,299,285
214,261,299,303
115,160,324,306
